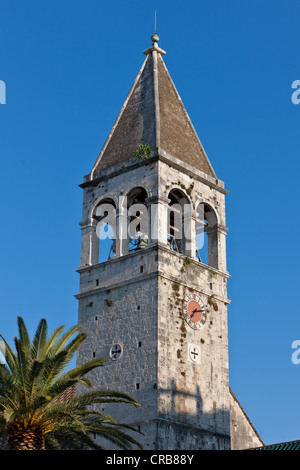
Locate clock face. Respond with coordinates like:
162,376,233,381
183,294,206,330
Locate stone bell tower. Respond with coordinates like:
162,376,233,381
76,34,263,450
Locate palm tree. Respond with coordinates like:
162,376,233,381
0,317,143,450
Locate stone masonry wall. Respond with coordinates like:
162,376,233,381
156,248,231,450
77,247,160,450
230,389,264,450
76,154,262,450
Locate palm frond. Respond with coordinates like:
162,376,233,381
50,325,81,356
0,335,17,374
0,317,143,450
31,318,48,361
44,325,65,356
17,317,31,360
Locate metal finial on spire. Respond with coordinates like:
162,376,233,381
151,11,159,43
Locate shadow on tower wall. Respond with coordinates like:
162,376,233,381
95,377,231,451
154,378,231,450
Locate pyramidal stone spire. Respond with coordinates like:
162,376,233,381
91,35,216,179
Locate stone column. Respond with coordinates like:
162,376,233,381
145,197,153,245
147,195,170,246
217,224,228,272
183,209,197,259
116,203,130,256
79,219,99,266
206,224,228,272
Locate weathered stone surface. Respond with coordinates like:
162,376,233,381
157,55,215,177
92,43,215,178
76,41,263,451
230,389,264,450
93,54,156,173
77,155,232,450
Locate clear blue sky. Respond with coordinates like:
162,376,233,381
0,0,300,446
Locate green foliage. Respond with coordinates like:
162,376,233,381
172,282,180,292
135,142,154,160
186,184,194,196
0,317,142,450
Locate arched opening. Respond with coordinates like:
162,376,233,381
126,187,149,253
167,189,190,255
195,203,218,268
93,198,116,263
